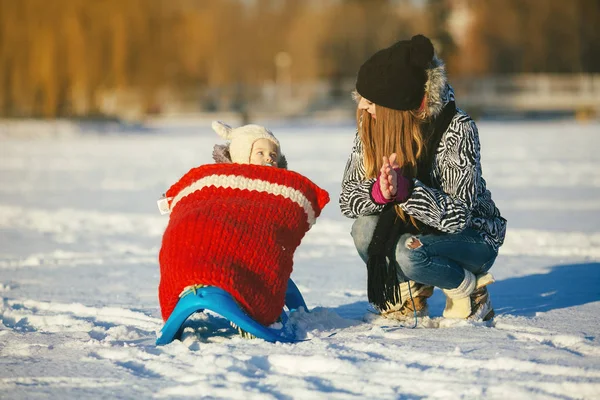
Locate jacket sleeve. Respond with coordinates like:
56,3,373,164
400,117,481,233
339,131,385,218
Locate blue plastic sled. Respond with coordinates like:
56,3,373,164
156,279,308,345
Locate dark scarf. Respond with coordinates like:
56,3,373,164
366,101,457,310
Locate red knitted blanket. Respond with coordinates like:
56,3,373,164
158,163,330,325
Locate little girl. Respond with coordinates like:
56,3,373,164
211,120,288,168
157,120,329,341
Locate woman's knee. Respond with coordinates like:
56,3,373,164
395,235,429,278
351,215,379,258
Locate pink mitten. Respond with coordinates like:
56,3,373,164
394,169,413,203
371,175,393,204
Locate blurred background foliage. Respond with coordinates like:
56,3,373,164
0,0,599,118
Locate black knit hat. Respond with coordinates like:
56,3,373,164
356,34,435,111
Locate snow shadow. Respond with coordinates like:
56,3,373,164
491,262,600,316
328,262,600,322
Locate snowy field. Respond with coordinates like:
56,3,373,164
1,118,599,399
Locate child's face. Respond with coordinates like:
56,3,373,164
250,139,279,167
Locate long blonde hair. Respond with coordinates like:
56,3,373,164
357,103,428,226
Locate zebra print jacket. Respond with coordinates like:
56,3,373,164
340,62,506,251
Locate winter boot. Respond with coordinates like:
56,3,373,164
380,281,434,321
467,274,495,321
443,271,495,320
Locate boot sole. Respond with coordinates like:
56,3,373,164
482,309,495,322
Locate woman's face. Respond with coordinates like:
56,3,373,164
358,97,376,118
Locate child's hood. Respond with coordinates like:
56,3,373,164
212,143,288,169
212,120,288,168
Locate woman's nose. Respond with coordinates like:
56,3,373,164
358,97,368,110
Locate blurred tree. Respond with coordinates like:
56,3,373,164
576,0,600,73
464,0,600,74
424,0,457,73
320,0,420,89
0,0,598,118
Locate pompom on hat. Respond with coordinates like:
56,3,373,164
356,34,435,111
212,120,281,164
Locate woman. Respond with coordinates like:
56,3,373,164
340,34,506,322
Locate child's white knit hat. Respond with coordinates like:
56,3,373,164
212,120,280,164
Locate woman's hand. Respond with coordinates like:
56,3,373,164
379,153,399,200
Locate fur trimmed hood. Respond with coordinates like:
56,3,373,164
211,120,288,169
423,55,451,118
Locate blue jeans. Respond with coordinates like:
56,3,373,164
351,215,497,290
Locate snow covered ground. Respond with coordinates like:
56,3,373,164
1,118,599,399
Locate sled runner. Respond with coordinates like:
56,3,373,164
157,163,328,344
156,278,308,345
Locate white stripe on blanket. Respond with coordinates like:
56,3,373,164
170,174,317,226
